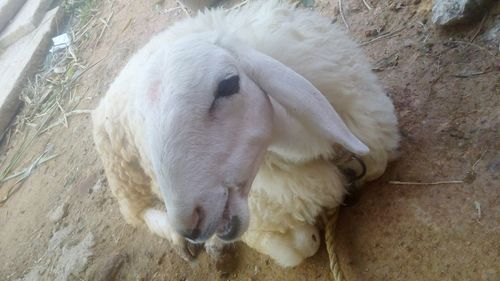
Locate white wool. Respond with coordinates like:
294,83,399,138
92,0,399,267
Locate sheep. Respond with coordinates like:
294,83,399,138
92,0,400,269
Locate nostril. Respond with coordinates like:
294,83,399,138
217,216,241,241
181,206,204,241
193,206,204,228
183,228,202,241
194,206,203,218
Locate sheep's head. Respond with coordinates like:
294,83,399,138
142,34,369,243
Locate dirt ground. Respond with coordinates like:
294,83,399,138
0,0,498,280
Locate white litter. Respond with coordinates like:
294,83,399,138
49,33,70,53
474,201,481,220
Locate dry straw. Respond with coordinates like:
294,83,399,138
0,0,105,205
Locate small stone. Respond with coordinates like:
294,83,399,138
157,253,166,265
253,265,259,275
403,39,414,48
349,7,362,13
372,53,399,72
482,16,500,45
487,160,500,173
389,2,405,11
365,28,382,37
48,202,68,223
90,177,107,193
53,66,66,74
464,171,476,184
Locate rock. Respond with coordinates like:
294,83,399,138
0,0,28,32
52,233,95,281
48,202,68,223
482,16,500,45
432,0,491,26
48,226,74,252
364,26,384,37
253,265,260,275
20,227,95,281
0,0,53,50
0,7,62,135
90,177,107,193
14,265,44,281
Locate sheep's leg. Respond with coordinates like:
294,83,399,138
93,125,196,261
243,223,320,267
143,208,199,261
103,160,197,261
340,111,400,181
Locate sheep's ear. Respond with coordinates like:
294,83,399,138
225,42,369,155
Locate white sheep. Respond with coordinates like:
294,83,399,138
92,0,400,268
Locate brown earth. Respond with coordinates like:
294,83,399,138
0,0,499,280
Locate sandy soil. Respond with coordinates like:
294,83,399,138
0,0,498,280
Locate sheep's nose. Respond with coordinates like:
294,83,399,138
182,228,202,241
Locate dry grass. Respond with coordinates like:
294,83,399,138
0,0,108,204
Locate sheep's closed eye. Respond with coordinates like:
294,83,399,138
215,75,240,99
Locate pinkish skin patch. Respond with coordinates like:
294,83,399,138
148,80,161,103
